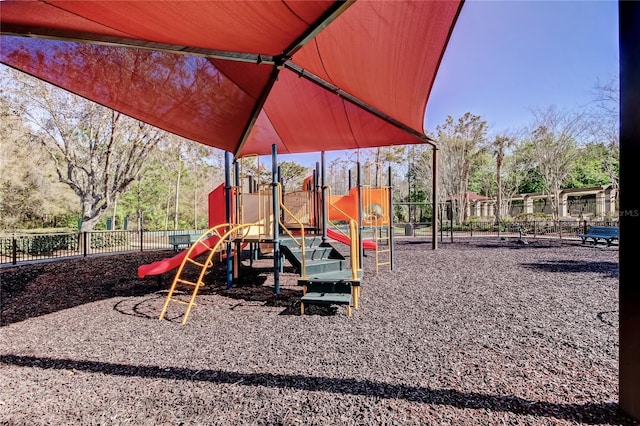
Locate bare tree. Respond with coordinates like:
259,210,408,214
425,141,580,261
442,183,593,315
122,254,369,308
361,146,406,187
3,69,163,231
436,113,488,223
588,78,619,188
527,106,586,220
327,156,353,195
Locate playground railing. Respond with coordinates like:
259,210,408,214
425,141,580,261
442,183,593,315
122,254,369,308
0,229,209,266
275,183,307,279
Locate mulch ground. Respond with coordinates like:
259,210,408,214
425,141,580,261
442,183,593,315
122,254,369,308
0,237,636,425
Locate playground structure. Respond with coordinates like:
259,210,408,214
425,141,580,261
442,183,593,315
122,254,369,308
138,149,394,323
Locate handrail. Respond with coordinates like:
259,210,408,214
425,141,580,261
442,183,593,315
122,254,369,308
348,219,360,280
275,182,307,279
160,222,258,324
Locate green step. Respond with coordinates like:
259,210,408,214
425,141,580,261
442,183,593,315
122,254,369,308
303,259,346,275
301,280,353,305
280,240,346,277
301,292,352,306
282,246,334,261
279,236,324,249
299,269,362,286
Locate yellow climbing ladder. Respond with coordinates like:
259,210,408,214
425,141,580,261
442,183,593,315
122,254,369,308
159,223,255,324
362,183,392,275
374,221,392,274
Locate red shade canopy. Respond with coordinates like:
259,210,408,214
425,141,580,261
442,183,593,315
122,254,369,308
0,0,463,157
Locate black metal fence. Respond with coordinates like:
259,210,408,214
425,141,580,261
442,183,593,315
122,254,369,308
396,219,619,243
0,229,206,266
1,220,619,266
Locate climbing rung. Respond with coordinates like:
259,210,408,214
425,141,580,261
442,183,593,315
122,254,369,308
175,278,202,286
186,258,210,268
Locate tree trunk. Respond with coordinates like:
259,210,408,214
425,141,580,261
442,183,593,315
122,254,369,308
496,164,502,224
193,173,198,229
164,193,170,231
173,169,181,231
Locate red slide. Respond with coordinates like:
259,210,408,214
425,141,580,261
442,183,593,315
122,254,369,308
326,228,377,250
137,234,221,278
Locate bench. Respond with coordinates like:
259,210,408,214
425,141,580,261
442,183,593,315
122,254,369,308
578,226,619,246
168,233,201,251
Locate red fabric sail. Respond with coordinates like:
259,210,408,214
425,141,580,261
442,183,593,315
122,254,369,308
0,0,463,157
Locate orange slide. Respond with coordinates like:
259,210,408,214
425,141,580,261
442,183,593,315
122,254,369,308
326,228,377,251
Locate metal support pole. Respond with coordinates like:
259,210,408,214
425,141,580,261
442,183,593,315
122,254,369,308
619,1,640,419
234,160,240,280
432,147,438,249
357,159,363,266
388,165,394,270
312,168,318,230
315,162,321,232
12,236,17,265
272,144,280,294
321,152,328,244
225,151,233,290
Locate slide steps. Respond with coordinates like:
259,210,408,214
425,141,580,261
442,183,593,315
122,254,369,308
280,236,361,317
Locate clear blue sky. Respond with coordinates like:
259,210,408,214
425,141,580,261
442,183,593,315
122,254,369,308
424,0,619,135
282,0,620,169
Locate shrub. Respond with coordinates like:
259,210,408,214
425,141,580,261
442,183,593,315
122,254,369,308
90,232,130,249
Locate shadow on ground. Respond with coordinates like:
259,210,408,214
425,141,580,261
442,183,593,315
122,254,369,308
0,251,171,326
522,260,618,278
0,354,636,426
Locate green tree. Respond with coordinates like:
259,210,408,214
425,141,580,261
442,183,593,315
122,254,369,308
278,161,309,191
567,142,616,188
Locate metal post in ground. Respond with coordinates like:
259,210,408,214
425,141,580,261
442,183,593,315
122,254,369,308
225,151,233,290
357,157,363,266
321,152,327,245
234,160,241,280
316,162,321,233
388,165,394,270
12,236,17,265
432,146,438,250
272,144,280,294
